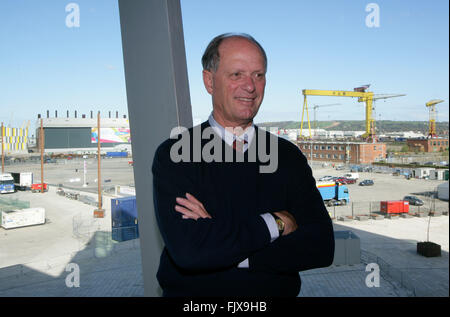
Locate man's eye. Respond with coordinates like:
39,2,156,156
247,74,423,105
231,72,241,78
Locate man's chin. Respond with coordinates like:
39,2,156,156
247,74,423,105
236,108,259,121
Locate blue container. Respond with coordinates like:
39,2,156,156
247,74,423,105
106,152,128,158
112,221,139,242
111,196,139,242
111,196,137,222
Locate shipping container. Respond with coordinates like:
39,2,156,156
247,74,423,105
106,152,128,158
11,172,33,190
1,207,46,229
412,168,434,179
111,196,139,242
380,200,409,214
429,169,446,180
112,221,139,242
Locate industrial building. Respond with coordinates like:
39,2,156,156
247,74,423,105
406,138,449,153
297,141,386,164
36,111,131,154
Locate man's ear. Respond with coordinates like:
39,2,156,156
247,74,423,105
202,70,214,95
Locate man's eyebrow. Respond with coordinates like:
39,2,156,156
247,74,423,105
226,68,265,74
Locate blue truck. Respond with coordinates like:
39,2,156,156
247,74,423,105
316,182,350,207
0,173,15,194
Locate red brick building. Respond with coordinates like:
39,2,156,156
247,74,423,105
406,138,449,152
297,141,386,164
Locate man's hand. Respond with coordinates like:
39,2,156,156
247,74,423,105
175,193,212,220
273,211,298,236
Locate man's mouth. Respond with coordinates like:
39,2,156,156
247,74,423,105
236,97,255,102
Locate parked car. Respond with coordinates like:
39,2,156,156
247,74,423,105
334,177,356,185
319,176,334,181
342,177,356,184
403,195,424,206
359,179,374,186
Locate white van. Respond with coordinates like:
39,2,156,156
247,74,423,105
344,173,359,180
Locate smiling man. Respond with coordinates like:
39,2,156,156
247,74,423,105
152,33,334,297
202,35,266,130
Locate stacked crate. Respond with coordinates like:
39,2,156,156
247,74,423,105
111,196,139,242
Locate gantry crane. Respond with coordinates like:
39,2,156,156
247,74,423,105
300,86,405,142
426,99,444,138
312,103,341,138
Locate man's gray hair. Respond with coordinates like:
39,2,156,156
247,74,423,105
201,33,267,73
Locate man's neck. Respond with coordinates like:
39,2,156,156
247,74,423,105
211,112,253,136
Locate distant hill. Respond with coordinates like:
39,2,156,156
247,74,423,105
256,120,449,134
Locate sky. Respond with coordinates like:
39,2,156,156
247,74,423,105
1,0,448,133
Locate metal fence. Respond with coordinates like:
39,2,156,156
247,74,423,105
361,249,416,296
0,196,30,212
72,213,103,243
327,199,449,220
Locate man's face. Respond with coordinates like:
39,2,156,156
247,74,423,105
203,37,266,128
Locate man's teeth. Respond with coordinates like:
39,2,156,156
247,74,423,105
237,97,253,101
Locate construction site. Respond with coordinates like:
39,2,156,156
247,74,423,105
0,82,448,298
0,0,448,300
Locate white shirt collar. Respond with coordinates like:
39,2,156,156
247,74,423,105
208,113,255,149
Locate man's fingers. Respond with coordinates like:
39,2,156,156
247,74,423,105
185,193,205,208
176,197,211,218
176,197,200,212
175,205,200,220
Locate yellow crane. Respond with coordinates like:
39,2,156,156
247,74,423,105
425,99,444,138
300,86,405,142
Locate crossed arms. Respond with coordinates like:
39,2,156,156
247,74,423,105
152,140,334,273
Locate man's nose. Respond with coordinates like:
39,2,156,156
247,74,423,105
241,75,256,92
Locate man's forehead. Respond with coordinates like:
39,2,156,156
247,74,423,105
218,37,265,62
219,36,260,52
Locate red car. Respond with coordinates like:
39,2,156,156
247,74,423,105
334,177,356,185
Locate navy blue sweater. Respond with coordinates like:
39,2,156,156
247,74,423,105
152,121,334,297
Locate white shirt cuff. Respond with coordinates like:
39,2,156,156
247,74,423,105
260,213,280,242
238,258,249,268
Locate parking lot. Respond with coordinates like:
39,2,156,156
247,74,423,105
0,158,448,296
312,166,448,218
